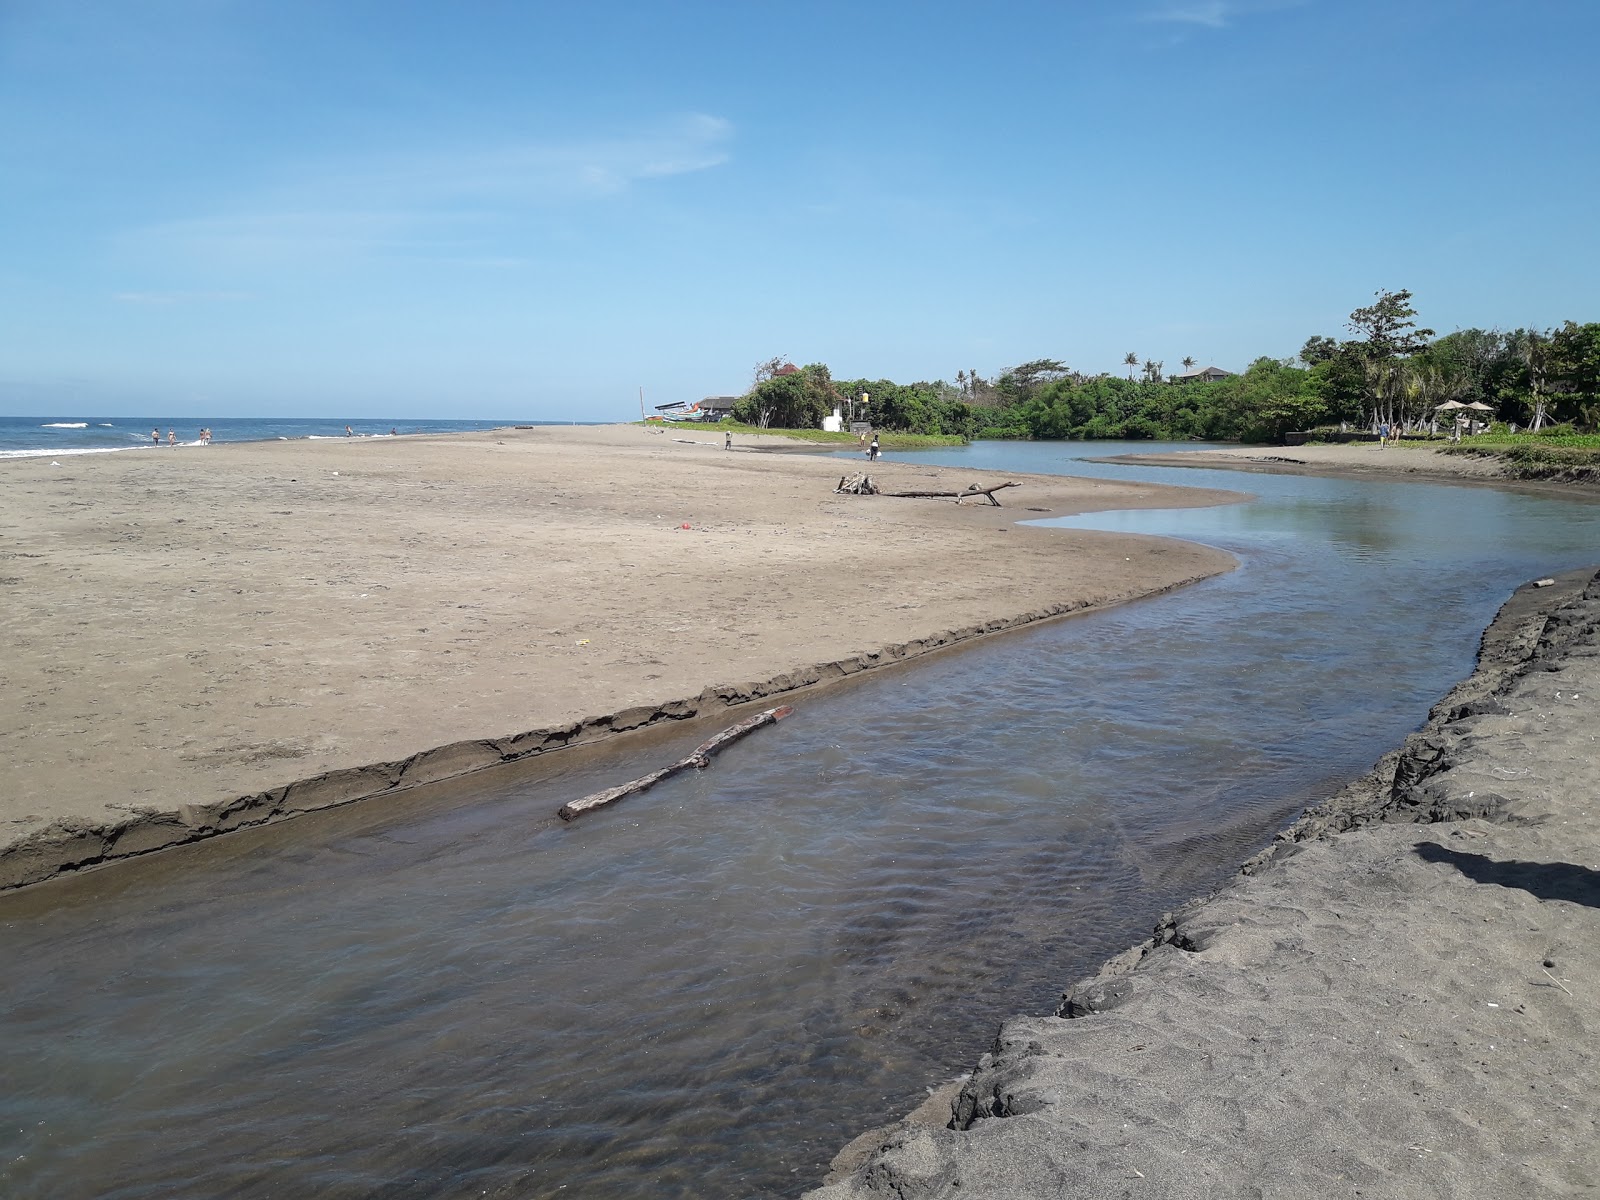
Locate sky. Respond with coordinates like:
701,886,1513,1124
1,0,1596,420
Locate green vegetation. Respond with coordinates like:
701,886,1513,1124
703,302,1599,446
1442,440,1600,482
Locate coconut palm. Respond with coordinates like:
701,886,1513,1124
1182,356,1196,372
1123,352,1138,380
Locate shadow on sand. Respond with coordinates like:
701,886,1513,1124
1414,841,1600,910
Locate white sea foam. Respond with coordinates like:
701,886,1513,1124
98,422,115,427
0,446,143,460
41,422,88,428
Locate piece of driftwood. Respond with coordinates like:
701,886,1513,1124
878,481,1022,505
834,478,1022,505
835,473,878,495
557,704,795,821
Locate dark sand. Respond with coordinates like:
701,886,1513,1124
813,567,1600,1197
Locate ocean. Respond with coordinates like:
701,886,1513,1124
0,415,579,459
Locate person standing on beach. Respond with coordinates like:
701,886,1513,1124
1378,421,1390,447
345,425,354,437
151,428,160,447
725,430,732,451
868,433,881,460
166,429,176,447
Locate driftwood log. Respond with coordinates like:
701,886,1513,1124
835,479,1022,506
557,704,795,821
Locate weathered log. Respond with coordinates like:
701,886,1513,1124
866,481,1022,505
834,473,878,495
954,481,1021,506
558,704,795,820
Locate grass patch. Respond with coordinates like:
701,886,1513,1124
1440,440,1600,482
638,420,967,449
1449,430,1600,450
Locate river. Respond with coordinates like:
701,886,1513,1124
3,444,1596,1199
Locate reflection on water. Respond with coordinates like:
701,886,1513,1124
3,445,1597,1199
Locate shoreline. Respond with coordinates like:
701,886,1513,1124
813,565,1600,1197
1101,442,1600,497
0,570,1219,891
1,425,1243,891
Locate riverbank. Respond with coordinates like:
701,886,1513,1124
813,565,1600,1197
0,424,1242,890
1102,442,1562,488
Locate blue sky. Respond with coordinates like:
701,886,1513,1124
2,0,1596,419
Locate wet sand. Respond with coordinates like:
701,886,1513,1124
1107,442,1516,485
813,567,1600,1198
0,424,1242,889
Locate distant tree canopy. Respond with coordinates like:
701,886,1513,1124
731,297,1599,444
733,363,839,429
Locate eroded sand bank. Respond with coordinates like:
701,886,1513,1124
814,567,1600,1198
0,424,1242,889
1107,442,1520,485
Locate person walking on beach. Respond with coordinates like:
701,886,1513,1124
166,429,176,447
1378,421,1390,447
725,430,732,451
867,433,881,461
344,424,354,437
151,428,160,447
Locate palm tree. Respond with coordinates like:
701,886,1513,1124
1123,352,1138,380
1181,356,1196,373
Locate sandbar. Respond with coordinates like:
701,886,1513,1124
0,424,1242,889
1104,442,1533,487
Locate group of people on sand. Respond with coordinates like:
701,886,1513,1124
149,428,213,447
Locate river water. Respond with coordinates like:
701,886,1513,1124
3,445,1597,1199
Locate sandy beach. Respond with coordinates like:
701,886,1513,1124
0,425,1242,889
814,567,1600,1197
1105,442,1520,485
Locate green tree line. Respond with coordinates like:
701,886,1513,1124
730,296,1600,443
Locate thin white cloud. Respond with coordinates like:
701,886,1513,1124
1139,0,1305,28
118,114,732,269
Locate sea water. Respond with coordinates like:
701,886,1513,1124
0,415,579,459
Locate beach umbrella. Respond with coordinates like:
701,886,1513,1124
1433,400,1467,410
1464,401,1494,411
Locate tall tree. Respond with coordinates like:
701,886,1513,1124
1123,351,1138,380
1346,289,1435,426
1509,329,1551,431
751,355,792,388
1298,336,1339,366
1181,356,1196,372
1347,290,1435,359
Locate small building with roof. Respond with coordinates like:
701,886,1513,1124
1174,365,1235,383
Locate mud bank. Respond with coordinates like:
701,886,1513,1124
0,571,1220,891
814,566,1600,1198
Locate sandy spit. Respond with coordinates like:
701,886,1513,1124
0,424,1243,890
813,566,1600,1198
1104,442,1545,488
